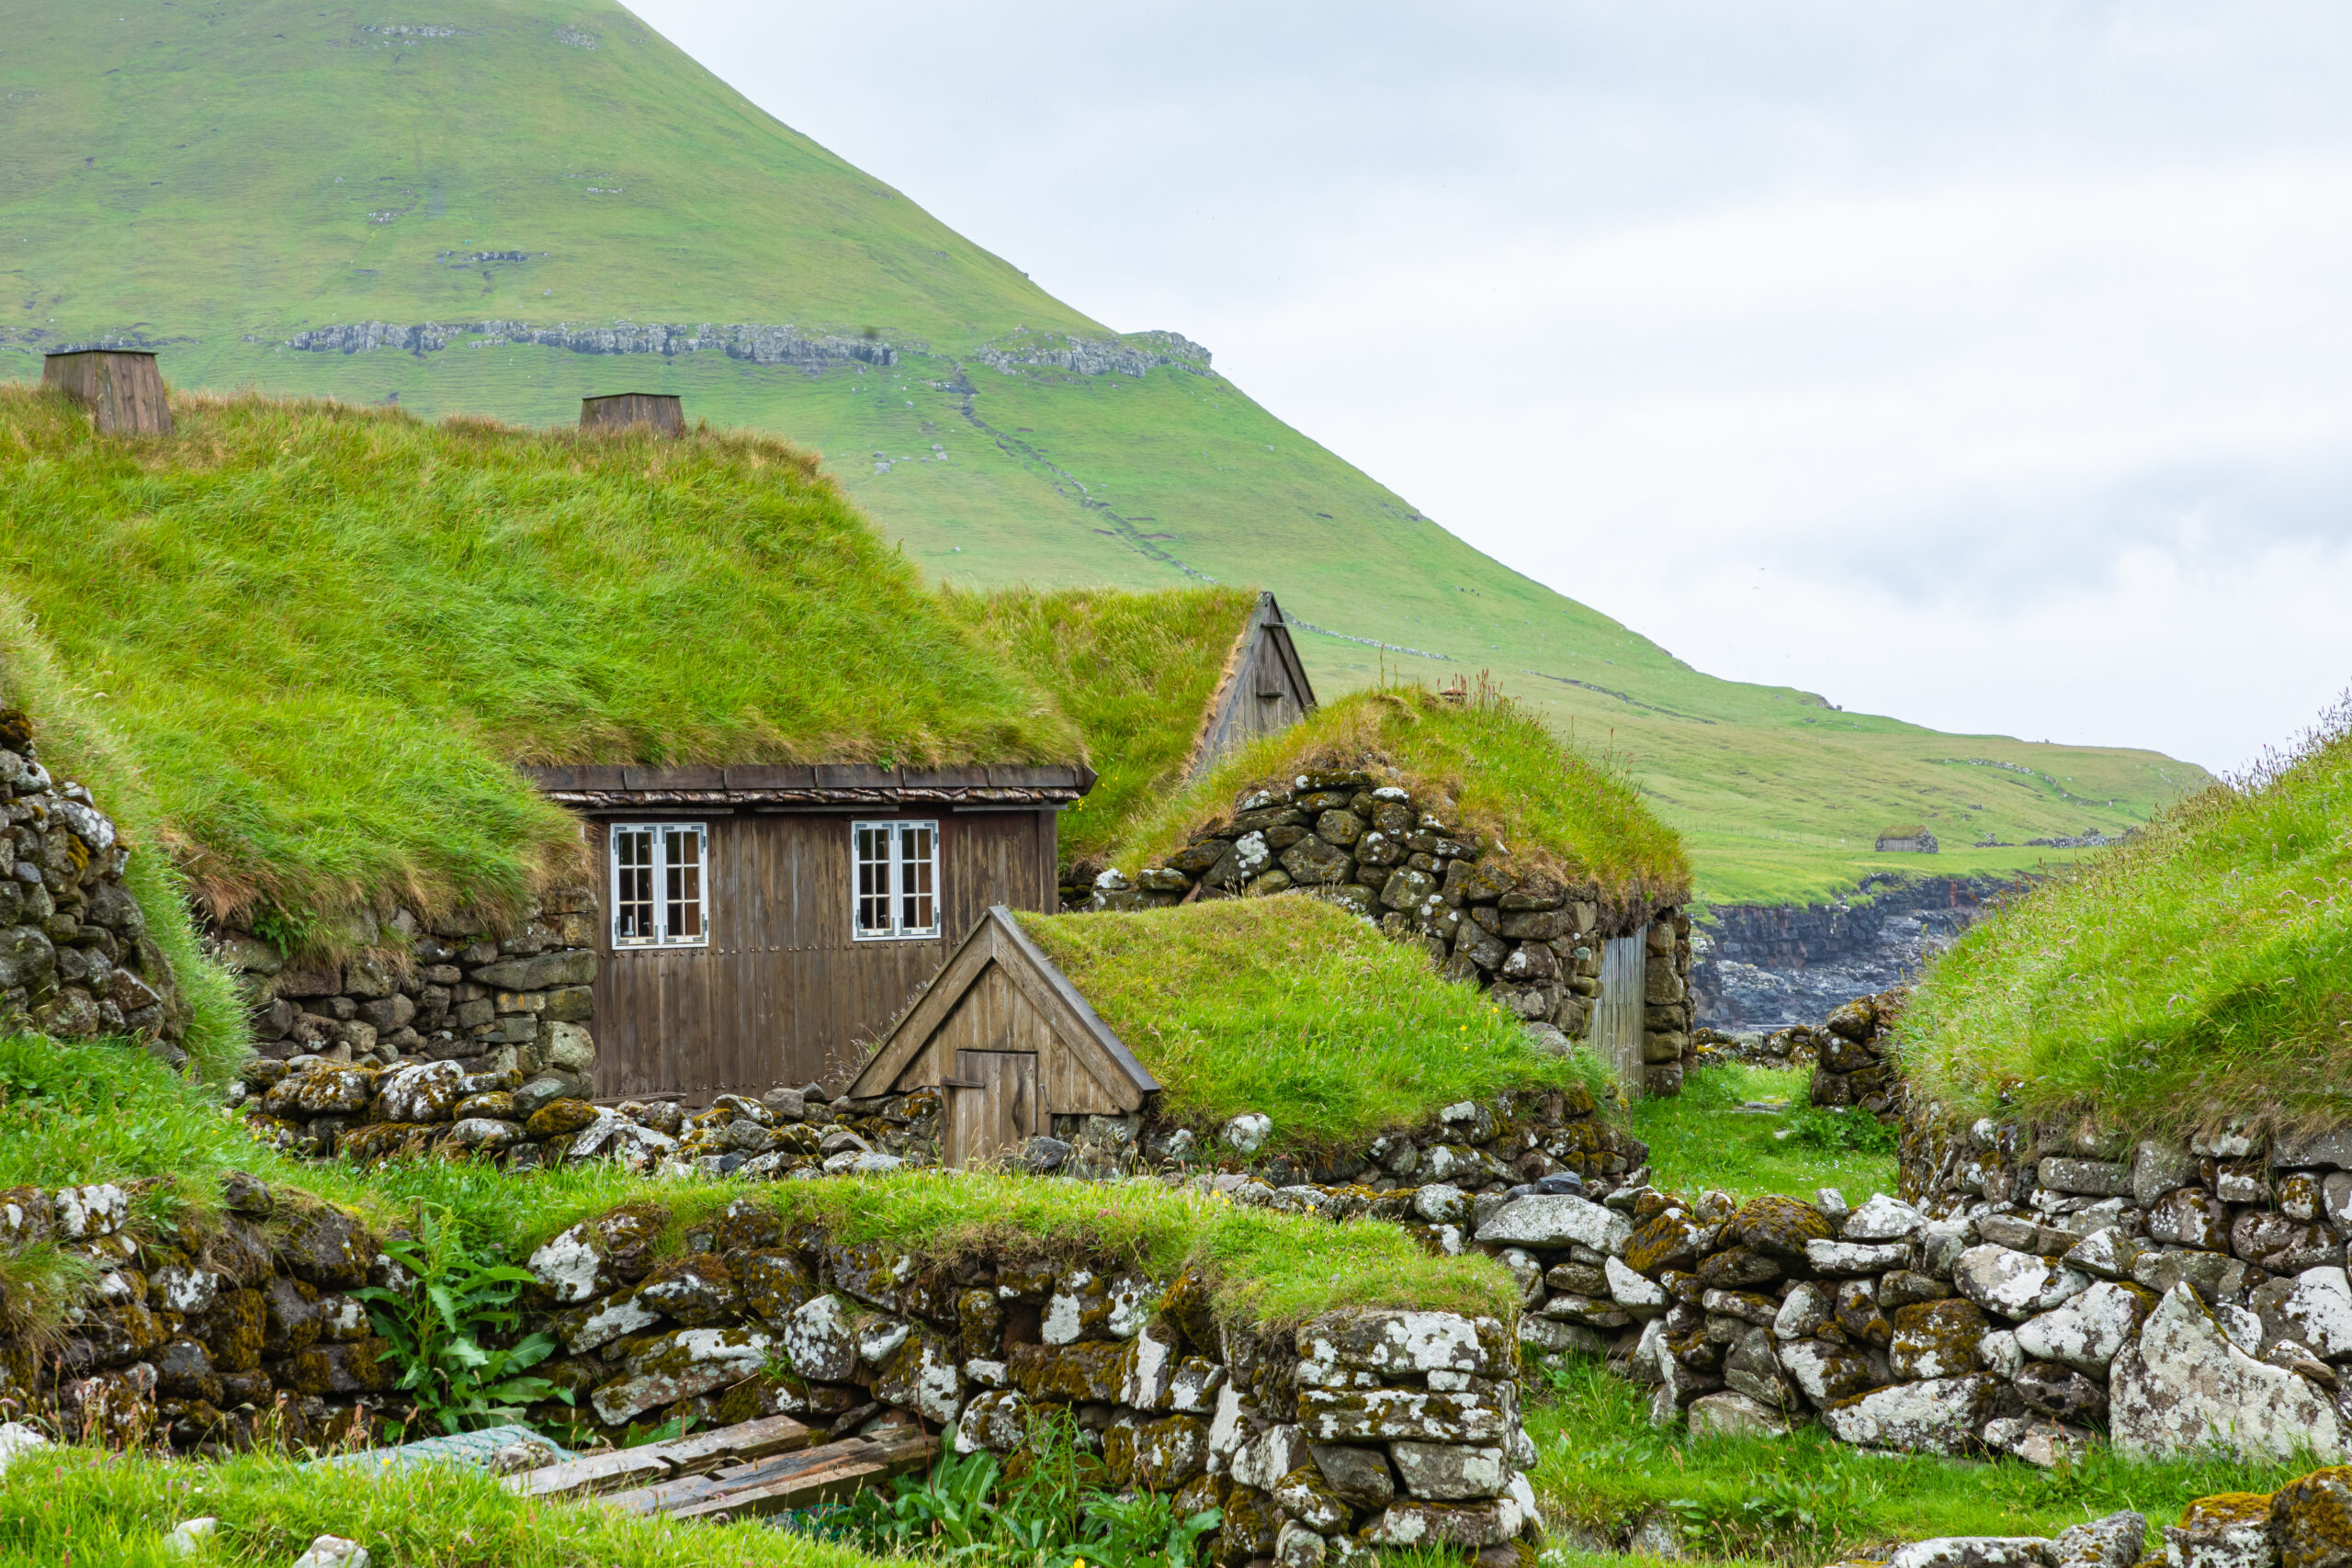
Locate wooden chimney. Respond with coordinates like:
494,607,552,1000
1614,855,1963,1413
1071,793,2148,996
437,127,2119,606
580,392,684,436
43,350,172,436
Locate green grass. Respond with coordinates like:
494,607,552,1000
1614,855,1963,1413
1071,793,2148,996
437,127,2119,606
1524,1358,2316,1562
0,1030,1518,1334
0,387,1078,941
1900,700,2352,1137
0,1440,899,1567
1016,897,1613,1156
1108,682,1690,905
0,0,2211,908
1627,1066,1897,1202
944,585,1260,870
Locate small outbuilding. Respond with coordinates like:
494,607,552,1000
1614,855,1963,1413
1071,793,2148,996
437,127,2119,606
844,905,1159,1168
1184,591,1317,778
1875,825,1939,853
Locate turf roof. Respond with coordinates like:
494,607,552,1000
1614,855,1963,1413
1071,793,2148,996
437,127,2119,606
942,584,1262,872
0,388,1080,935
1014,895,1614,1152
1899,698,2352,1137
1108,681,1691,908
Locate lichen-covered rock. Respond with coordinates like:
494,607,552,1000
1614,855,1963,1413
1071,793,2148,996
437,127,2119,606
2163,1494,2277,1568
634,1254,740,1327
1389,1441,1509,1501
1885,1539,2053,1568
1734,1195,1834,1263
2015,1281,2155,1375
782,1293,864,1382
591,1325,771,1425
1365,1495,1525,1549
2063,1228,2146,1282
281,1339,396,1396
1842,1194,1927,1242
875,1327,963,1424
955,1389,1028,1454
1273,1462,1353,1529
1816,1374,2003,1455
2111,1285,2344,1463
556,1292,662,1353
735,1250,820,1329
1476,1193,1629,1253
1623,1212,1702,1274
1229,1425,1310,1492
1808,1239,1912,1276
1888,1299,1989,1381
2274,1269,2352,1360
53,1184,128,1240
273,1205,375,1290
375,1061,466,1124
524,1098,600,1140
2047,1511,2147,1568
445,1117,522,1151
1011,1339,1132,1404
1686,1390,1790,1438
2270,1467,2352,1568
1295,1387,1509,1443
1131,1414,1210,1490
1953,1244,2091,1320
2016,1359,2108,1423
1296,1310,1495,1382
1311,1442,1396,1509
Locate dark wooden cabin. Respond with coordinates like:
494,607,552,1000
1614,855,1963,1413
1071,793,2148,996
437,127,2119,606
581,392,685,435
524,762,1092,1101
1185,592,1317,777
845,906,1158,1168
43,349,173,435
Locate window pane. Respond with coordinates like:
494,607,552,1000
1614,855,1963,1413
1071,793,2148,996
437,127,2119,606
854,823,891,935
665,827,703,942
899,822,935,934
614,828,655,942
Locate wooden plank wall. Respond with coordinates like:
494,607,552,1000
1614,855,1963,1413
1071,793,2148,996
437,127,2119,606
1595,931,1649,1100
590,808,1058,1100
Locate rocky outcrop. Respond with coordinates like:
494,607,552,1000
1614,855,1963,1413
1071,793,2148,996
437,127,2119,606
284,320,898,367
207,894,598,1086
1094,768,1691,1094
1691,874,2029,1030
0,710,187,1055
970,329,1211,379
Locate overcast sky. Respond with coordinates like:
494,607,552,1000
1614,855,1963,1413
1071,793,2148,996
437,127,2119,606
632,0,2352,773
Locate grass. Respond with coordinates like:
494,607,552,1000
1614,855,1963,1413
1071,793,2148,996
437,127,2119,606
0,0,2211,909
1524,1357,2316,1562
1107,682,1691,907
1627,1065,1897,1203
944,585,1261,871
1015,896,1614,1156
0,1030,1518,1337
0,387,1079,942
1899,696,2352,1138
0,1440,899,1568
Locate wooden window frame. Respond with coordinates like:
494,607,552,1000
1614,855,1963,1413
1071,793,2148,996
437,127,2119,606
609,821,709,950
853,818,941,942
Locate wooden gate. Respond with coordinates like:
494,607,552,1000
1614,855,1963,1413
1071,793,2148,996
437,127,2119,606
1594,931,1649,1100
947,1050,1039,1167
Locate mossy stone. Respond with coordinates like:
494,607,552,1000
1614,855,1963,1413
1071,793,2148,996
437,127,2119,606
525,1098,600,1139
1732,1194,1834,1262
2272,1472,2352,1568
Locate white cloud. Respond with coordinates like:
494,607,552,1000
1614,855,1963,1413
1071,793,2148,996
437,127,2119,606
633,0,2352,770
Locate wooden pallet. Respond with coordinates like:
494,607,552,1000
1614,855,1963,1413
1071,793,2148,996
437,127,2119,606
605,1427,938,1522
508,1413,813,1500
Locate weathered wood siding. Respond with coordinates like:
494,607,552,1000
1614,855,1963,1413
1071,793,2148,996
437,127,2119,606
589,808,1058,1100
1594,932,1649,1100
1189,592,1317,778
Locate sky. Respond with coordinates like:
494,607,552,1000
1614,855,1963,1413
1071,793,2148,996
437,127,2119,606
630,0,2352,773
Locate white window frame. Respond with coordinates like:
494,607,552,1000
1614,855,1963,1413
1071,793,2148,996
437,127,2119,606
609,821,709,949
853,819,941,941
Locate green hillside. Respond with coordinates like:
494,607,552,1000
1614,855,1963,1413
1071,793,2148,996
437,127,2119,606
0,0,2206,905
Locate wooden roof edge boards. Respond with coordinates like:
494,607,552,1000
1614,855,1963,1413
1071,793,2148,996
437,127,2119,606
1182,591,1317,782
989,906,1160,1100
843,905,1158,1108
518,761,1094,807
1255,595,1317,711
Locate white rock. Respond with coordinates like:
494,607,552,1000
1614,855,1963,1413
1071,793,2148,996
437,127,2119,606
563,1292,662,1353
0,1423,48,1476
1806,1238,1912,1275
1685,1390,1788,1438
164,1517,218,1556
53,1183,128,1239
1605,1256,1668,1311
1886,1539,2052,1568
1977,1329,2023,1381
1815,1375,2002,1456
1228,1423,1309,1491
856,1315,910,1370
290,1537,371,1568
2280,1266,2352,1358
2049,1512,2147,1568
2109,1282,2344,1463
2216,1303,2262,1355
2015,1281,2148,1375
1411,1183,1469,1224
1224,1113,1272,1155
1206,1382,1248,1467
1953,1244,2092,1319
1389,1440,1509,1499
1774,1281,1834,1341
1474,1192,1632,1254
784,1294,861,1382
1842,1194,1927,1242
526,1224,604,1304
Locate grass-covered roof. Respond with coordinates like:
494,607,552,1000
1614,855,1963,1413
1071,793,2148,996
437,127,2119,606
0,388,1080,932
1900,700,2352,1136
1014,896,1612,1153
943,585,1262,871
1108,682,1690,907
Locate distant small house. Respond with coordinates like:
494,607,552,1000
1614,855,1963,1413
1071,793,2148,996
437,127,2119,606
1185,592,1317,778
1876,826,1939,853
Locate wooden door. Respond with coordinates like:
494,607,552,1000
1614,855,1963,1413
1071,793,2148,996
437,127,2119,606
949,1050,1038,1168
1595,932,1649,1100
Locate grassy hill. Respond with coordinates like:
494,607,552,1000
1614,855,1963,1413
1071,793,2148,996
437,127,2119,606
0,0,2207,906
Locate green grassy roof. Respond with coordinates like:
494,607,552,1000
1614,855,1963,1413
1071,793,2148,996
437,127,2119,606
1108,682,1690,907
1899,704,2352,1136
1015,896,1612,1152
0,388,1079,932
943,585,1261,873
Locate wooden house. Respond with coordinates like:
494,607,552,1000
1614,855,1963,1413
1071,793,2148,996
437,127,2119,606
1874,825,1939,853
1185,591,1317,777
524,762,1094,1101
844,906,1158,1168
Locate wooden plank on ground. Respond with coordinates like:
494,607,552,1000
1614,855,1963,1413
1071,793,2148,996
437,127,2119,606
509,1413,813,1499
662,1432,936,1522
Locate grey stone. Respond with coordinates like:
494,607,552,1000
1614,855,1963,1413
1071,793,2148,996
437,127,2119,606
1815,1374,2004,1456
1309,1443,1396,1510
2132,1139,2199,1207
1953,1244,2092,1320
1389,1441,1509,1500
1885,1538,2054,1568
2109,1283,2344,1462
2048,1512,2146,1568
2275,1127,2352,1169
1841,1193,1926,1241
1476,1193,1631,1253
2131,1248,2245,1304
2014,1282,2151,1375
2062,1228,2145,1282
1806,1238,1912,1275
1685,1390,1789,1438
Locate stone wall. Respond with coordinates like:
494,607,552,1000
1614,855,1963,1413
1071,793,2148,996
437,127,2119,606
1092,768,1692,1094
524,1199,1538,1563
206,893,599,1092
1803,991,1905,1118
1691,874,2024,1031
0,710,187,1056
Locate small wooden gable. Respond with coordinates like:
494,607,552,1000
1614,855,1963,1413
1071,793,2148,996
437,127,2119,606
1186,592,1317,779
848,906,1159,1168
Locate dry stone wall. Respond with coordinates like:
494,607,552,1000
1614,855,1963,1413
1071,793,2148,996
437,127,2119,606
1804,991,1906,1119
0,711,187,1055
207,892,600,1094
1092,769,1691,1094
